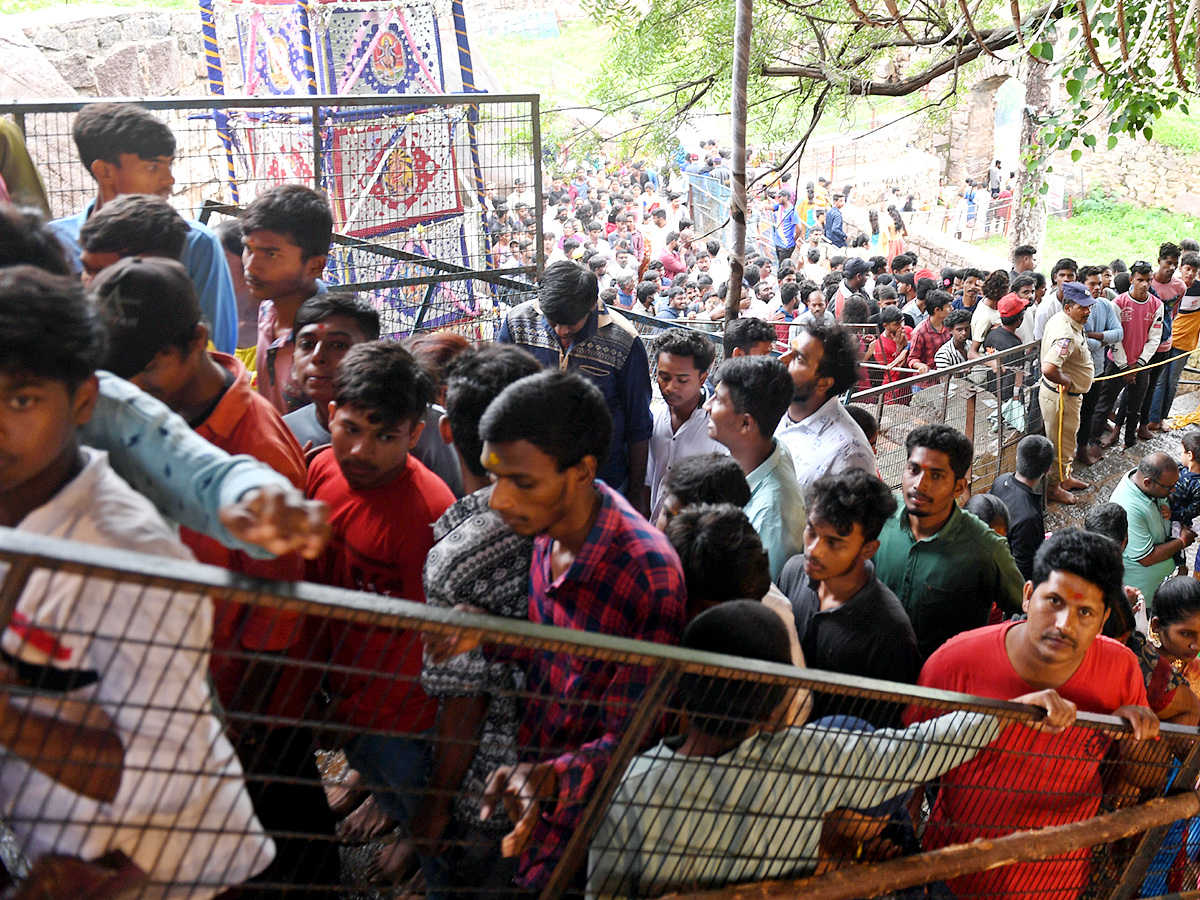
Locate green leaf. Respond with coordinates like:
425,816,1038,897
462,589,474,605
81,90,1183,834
1071,148,1083,161
1143,126,1154,140
1039,183,1050,194
1083,134,1097,148
1108,135,1119,150
1066,79,1082,99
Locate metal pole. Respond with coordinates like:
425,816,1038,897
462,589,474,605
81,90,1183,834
724,0,752,327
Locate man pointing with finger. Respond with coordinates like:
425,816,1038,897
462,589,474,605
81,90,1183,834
906,528,1158,900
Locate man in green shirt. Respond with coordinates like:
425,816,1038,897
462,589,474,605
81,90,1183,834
874,423,1025,658
1109,451,1193,606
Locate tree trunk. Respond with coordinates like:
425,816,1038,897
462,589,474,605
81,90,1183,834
1008,55,1052,256
725,0,752,327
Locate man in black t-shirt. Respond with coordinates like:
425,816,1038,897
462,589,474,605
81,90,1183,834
982,293,1028,403
778,469,921,727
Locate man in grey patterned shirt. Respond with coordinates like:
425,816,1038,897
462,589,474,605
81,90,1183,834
416,344,541,898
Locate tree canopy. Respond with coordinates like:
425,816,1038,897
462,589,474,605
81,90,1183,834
579,0,1198,174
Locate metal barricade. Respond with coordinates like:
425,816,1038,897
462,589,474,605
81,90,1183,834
849,341,1042,492
1,93,542,338
0,528,1192,900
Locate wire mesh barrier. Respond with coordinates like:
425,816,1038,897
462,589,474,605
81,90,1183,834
0,529,1196,900
849,340,1042,492
1,94,541,338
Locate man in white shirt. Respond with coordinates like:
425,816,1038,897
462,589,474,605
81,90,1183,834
646,330,728,521
0,267,271,900
775,324,877,493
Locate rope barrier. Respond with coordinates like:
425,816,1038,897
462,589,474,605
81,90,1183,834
1091,347,1194,382
1049,347,1195,484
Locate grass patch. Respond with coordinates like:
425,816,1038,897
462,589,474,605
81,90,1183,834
474,21,610,110
976,193,1200,266
1,0,191,13
1153,108,1200,155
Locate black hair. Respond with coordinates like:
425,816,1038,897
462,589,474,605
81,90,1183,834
1102,587,1137,641
1051,258,1078,279
213,218,243,257
1182,240,1200,253
662,453,751,508
72,102,175,173
1084,502,1128,546
744,265,761,288
539,260,598,325
1115,272,1132,293
780,282,800,307
845,403,877,441
807,248,821,263
1031,527,1124,612
653,329,716,373
1160,242,1183,262
906,423,973,480
944,308,973,330
842,296,870,325
1182,431,1200,457
678,601,791,739
0,266,107,389
479,369,612,472
1013,244,1036,261
332,340,434,429
294,291,381,342
1000,310,1025,328
796,322,862,396
925,289,953,314
78,194,189,260
0,206,71,275
714,355,793,438
981,270,1010,303
964,493,1009,533
1182,252,1200,269
722,317,777,356
1015,434,1055,480
636,280,659,303
805,469,896,542
879,305,903,325
915,277,939,302
1010,273,1036,295
665,504,772,611
241,184,334,260
875,284,899,303
1032,272,1047,289
1153,576,1200,627
444,345,543,478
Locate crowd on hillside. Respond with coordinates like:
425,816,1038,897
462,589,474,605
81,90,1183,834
3,107,1200,900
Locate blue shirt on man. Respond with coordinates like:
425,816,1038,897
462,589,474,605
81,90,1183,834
49,202,239,355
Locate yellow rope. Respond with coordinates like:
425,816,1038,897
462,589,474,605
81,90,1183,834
1056,384,1067,483
1091,347,1193,381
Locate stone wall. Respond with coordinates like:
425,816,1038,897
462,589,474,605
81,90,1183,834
17,7,207,98
905,222,1011,274
1048,140,1200,217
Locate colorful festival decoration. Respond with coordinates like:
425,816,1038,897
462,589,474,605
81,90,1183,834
200,0,489,333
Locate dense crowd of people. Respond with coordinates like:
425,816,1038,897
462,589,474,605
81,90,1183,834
2,105,1200,900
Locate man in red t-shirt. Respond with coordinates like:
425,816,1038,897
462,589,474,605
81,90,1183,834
306,340,456,878
906,528,1159,900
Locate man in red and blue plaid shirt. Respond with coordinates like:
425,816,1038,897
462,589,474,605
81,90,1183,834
477,368,688,890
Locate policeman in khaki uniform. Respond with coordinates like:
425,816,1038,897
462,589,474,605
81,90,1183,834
1038,281,1096,506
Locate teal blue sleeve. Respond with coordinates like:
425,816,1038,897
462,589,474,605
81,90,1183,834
83,371,291,558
